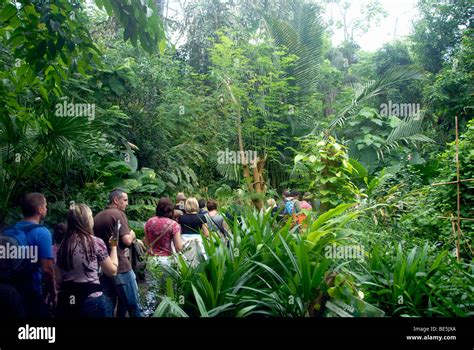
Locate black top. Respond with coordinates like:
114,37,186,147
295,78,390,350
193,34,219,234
179,214,206,235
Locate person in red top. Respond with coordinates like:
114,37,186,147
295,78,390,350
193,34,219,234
145,197,184,269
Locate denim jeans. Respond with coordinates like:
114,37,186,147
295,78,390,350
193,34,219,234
101,270,141,318
80,295,106,318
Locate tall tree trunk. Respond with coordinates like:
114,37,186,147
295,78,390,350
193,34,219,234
224,79,266,209
251,156,266,210
224,79,253,192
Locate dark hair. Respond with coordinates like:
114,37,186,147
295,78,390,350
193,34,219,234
108,188,126,205
290,190,299,197
53,222,67,245
156,197,174,219
198,199,206,209
58,204,95,272
207,199,218,211
20,193,46,217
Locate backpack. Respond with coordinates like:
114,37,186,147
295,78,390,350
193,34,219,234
0,223,43,282
130,239,147,281
283,200,295,215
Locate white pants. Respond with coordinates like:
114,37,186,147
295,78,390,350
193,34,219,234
180,234,207,266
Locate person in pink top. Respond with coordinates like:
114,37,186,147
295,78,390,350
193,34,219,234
300,200,312,210
299,192,313,211
145,197,184,269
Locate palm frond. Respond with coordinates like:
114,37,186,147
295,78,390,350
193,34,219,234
215,161,241,182
169,142,207,166
262,0,324,95
385,111,434,148
326,67,424,132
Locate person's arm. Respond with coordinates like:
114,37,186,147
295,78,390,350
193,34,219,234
117,215,135,247
40,259,57,307
202,223,209,237
100,246,118,277
121,229,136,246
143,224,149,247
54,264,62,286
144,224,154,255
36,228,57,306
173,231,184,252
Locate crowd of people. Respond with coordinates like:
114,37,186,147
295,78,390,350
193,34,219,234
0,190,231,319
0,188,311,319
266,190,313,226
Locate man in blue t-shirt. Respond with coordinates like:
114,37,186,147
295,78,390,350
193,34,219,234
8,193,57,318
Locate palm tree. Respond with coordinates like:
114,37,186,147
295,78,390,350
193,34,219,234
257,0,326,190
0,110,116,224
261,0,324,97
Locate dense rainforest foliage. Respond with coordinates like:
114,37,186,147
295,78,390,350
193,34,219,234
0,0,472,318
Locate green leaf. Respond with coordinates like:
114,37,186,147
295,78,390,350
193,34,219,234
349,158,368,178
388,115,402,128
37,85,49,103
294,154,304,163
363,134,374,146
236,305,258,317
372,118,383,126
0,3,17,22
167,172,178,184
359,108,375,118
315,164,325,171
192,285,209,317
311,203,356,230
153,297,188,317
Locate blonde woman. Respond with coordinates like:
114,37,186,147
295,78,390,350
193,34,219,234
178,198,208,266
56,204,118,318
266,198,280,217
178,198,209,237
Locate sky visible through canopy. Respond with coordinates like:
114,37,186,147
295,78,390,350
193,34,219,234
329,0,419,51
164,0,420,52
